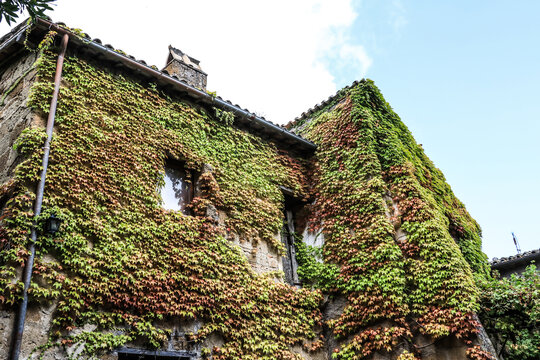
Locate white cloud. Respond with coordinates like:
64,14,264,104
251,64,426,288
339,44,372,77
1,0,371,124
390,0,408,35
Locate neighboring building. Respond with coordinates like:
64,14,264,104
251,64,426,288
0,18,498,360
490,248,540,278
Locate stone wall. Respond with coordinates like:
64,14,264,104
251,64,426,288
231,233,283,275
0,51,47,360
0,303,57,360
0,52,40,185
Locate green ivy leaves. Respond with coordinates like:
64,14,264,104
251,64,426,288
1,51,321,359
292,80,490,359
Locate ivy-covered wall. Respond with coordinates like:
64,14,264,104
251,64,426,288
0,50,323,359
478,264,539,360
289,80,493,359
0,31,498,360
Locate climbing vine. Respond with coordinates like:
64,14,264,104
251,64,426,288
289,80,492,359
478,264,540,360
0,49,322,359
0,28,497,360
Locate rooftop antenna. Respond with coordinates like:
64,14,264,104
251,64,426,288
512,232,521,254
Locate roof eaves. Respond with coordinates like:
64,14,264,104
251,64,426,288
490,248,540,270
0,20,29,53
0,18,316,154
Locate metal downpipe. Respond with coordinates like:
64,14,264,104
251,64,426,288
9,33,69,360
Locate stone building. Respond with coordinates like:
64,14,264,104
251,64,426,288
0,18,498,360
490,248,540,278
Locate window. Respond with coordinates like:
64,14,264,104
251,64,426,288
161,160,193,214
281,192,302,286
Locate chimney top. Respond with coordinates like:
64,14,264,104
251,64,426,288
163,46,207,90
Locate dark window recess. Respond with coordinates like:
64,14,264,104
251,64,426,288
161,160,193,215
282,195,301,286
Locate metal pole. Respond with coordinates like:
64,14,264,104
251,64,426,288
9,32,69,360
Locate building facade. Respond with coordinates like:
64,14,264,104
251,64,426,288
0,19,497,360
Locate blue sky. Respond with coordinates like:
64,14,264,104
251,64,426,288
340,1,540,258
0,0,538,258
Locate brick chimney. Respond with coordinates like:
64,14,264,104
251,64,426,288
163,46,207,90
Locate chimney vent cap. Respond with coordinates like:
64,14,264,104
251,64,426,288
166,45,202,70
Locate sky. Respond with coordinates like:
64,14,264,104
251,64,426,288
1,0,538,259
